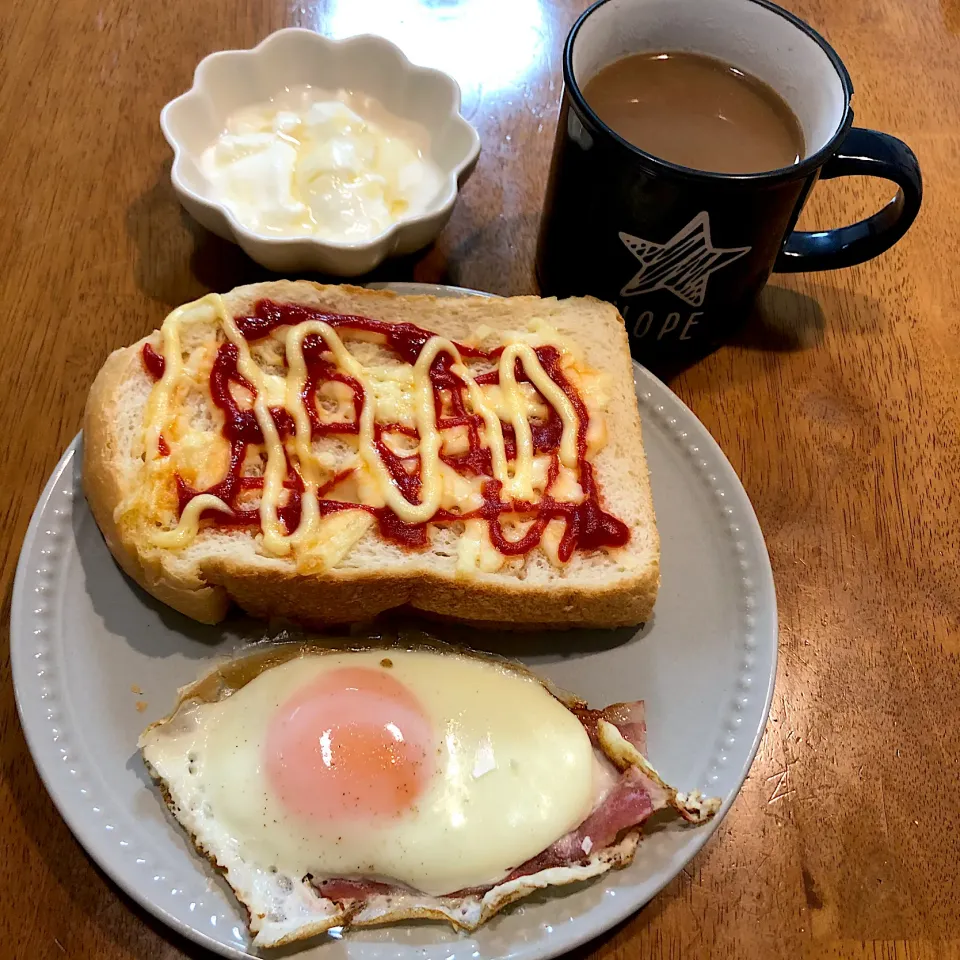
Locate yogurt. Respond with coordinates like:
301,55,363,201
200,88,444,242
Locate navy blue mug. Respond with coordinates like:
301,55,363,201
536,0,922,367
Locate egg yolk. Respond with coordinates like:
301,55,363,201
265,665,434,821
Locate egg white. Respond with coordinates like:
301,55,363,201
141,648,610,917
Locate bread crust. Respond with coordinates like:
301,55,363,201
83,283,659,628
83,345,232,622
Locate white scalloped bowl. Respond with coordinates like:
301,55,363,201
161,29,481,275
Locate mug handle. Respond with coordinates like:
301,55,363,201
774,127,922,272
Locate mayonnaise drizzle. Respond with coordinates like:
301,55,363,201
143,295,588,557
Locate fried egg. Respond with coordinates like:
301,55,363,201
141,643,718,947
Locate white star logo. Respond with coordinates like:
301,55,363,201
619,212,751,307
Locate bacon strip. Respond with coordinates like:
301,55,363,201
495,764,663,884
573,701,646,753
312,878,393,901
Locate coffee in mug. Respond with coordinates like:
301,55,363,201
582,52,804,175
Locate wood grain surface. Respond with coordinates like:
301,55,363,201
1,0,958,958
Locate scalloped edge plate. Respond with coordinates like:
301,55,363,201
11,283,776,959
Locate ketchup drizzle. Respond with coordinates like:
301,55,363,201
147,299,629,556
170,341,302,534
142,342,165,380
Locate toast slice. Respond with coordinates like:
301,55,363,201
83,281,658,628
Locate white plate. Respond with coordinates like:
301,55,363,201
11,284,776,960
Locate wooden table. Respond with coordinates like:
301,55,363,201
2,0,958,957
